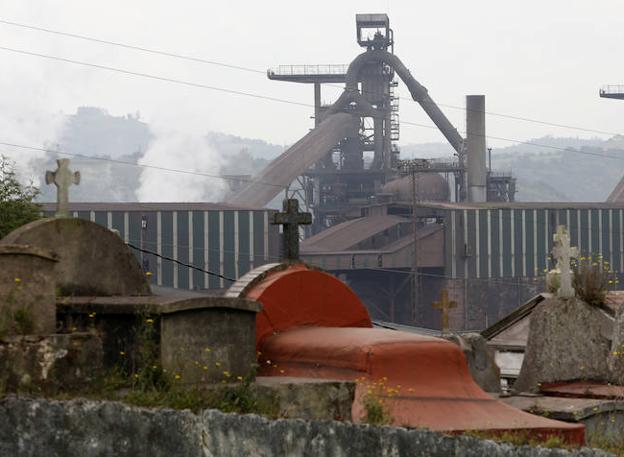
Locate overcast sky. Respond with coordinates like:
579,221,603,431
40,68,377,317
2,0,624,158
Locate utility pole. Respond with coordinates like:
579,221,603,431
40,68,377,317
401,159,426,325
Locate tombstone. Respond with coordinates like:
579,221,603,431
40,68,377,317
551,225,578,298
514,295,615,393
514,225,620,392
45,159,80,218
432,289,456,334
1,218,151,296
272,199,312,262
0,244,57,335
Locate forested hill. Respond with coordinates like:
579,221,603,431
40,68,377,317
31,107,624,203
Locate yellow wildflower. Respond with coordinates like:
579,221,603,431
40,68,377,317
215,362,221,368
14,277,21,283
145,318,154,325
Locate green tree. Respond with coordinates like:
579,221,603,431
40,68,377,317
0,156,41,239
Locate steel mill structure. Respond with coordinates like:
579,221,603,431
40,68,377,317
229,14,516,234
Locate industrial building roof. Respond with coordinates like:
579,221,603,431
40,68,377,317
415,201,624,210
40,202,267,212
301,215,408,253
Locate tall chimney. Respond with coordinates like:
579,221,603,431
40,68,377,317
466,95,487,202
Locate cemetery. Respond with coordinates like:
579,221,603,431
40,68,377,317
0,160,623,456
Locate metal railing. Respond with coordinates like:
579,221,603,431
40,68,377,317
600,85,624,95
488,170,514,178
268,64,348,77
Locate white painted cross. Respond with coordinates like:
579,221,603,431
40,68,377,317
552,225,579,298
45,159,80,218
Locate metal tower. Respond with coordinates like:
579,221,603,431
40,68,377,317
268,14,400,233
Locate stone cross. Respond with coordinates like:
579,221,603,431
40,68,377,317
432,289,457,334
45,159,80,218
271,199,312,262
552,225,579,298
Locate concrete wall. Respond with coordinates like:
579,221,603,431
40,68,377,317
0,396,614,457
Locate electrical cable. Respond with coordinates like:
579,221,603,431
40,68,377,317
0,141,287,189
1,17,619,137
0,45,311,109
1,45,623,164
125,241,236,282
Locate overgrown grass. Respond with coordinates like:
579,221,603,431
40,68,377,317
587,433,624,457
463,430,570,449
122,378,279,417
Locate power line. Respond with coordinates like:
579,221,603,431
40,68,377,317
124,237,551,288
0,46,310,109
400,120,624,160
1,46,623,172
125,241,236,282
0,18,265,75
0,17,620,137
0,141,287,190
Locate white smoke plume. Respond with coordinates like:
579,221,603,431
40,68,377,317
136,121,226,202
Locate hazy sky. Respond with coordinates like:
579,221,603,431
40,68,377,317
2,0,624,156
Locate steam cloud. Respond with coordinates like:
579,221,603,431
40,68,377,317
136,123,226,202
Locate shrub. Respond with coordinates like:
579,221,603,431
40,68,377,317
572,255,614,307
0,156,41,239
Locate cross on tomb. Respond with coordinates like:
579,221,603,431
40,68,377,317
432,289,457,334
552,225,579,299
272,199,312,262
45,159,80,218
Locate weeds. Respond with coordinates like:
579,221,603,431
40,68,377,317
358,377,396,426
463,430,570,449
572,255,615,307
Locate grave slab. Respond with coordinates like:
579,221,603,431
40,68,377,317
502,393,624,447
0,244,58,336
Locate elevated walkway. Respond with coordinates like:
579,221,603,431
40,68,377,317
267,64,347,83
600,85,624,100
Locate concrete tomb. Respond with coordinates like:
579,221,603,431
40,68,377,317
514,296,615,393
227,262,584,444
58,291,261,385
1,216,262,386
0,244,103,392
1,218,151,296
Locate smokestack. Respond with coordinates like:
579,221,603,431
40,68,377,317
466,95,487,202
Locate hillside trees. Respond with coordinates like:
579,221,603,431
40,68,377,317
0,156,41,239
